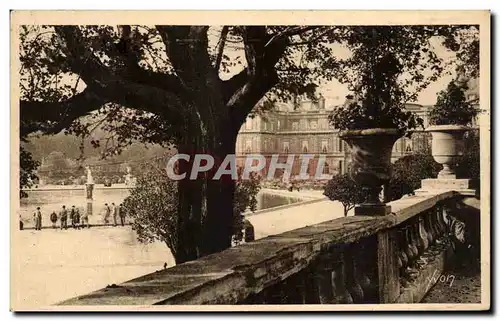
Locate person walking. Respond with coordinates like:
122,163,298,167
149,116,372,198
35,207,42,231
60,205,68,230
50,211,58,229
111,203,117,227
74,207,81,229
81,209,90,229
32,212,37,228
70,205,77,229
119,203,126,226
104,203,111,224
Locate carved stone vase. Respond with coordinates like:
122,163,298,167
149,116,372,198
339,128,403,216
425,125,468,179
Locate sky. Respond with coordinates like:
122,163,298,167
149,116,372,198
208,27,461,107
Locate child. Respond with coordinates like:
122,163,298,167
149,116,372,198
50,211,58,229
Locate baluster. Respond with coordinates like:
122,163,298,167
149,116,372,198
332,252,354,304
397,229,409,271
428,207,439,241
355,241,377,303
397,228,410,291
344,244,364,303
401,220,420,284
424,210,435,246
417,216,429,255
432,207,442,242
435,205,446,236
285,271,308,304
435,205,450,249
313,254,335,304
408,219,420,262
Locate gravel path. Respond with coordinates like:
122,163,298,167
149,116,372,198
421,256,481,303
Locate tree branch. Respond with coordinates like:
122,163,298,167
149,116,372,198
265,26,321,48
20,88,108,136
215,26,229,73
224,27,289,128
53,26,188,117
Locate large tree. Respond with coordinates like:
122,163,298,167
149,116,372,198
19,25,477,263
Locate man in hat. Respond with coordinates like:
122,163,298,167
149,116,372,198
60,205,68,230
119,203,126,226
35,207,42,230
104,203,111,224
111,203,117,227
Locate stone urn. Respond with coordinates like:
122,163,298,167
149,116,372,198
426,125,468,179
339,128,403,216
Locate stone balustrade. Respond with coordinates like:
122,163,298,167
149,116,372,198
58,190,474,306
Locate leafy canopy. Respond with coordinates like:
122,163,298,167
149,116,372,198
328,26,479,131
428,81,479,126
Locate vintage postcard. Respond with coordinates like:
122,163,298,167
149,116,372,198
10,10,490,312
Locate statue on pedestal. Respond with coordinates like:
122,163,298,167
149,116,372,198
124,166,134,186
86,166,94,185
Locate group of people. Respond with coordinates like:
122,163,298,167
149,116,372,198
49,205,90,229
20,202,128,231
103,203,126,227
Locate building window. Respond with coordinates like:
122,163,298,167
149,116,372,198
292,122,299,131
310,120,317,129
277,120,281,130
245,140,252,153
302,141,309,153
263,140,268,153
321,140,328,153
263,120,267,131
323,162,330,174
338,138,343,152
283,142,290,153
406,142,412,152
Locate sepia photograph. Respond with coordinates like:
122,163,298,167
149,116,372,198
10,10,490,311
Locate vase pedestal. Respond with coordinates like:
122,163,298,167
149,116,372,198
415,178,476,196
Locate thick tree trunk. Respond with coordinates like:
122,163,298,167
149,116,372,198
173,128,237,264
171,72,240,263
201,135,237,256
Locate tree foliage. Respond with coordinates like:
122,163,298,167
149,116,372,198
456,129,480,194
323,174,365,217
122,163,261,263
428,81,479,126
20,146,40,198
387,153,442,201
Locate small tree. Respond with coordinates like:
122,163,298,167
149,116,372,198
323,174,365,217
122,163,261,264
